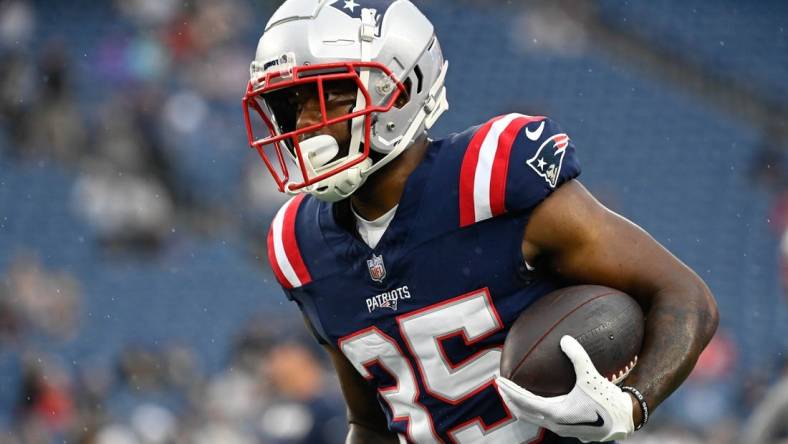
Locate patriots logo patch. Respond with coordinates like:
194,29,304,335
327,0,395,20
527,133,570,188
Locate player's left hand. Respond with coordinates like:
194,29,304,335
496,335,634,443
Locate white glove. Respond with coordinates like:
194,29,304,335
496,335,635,443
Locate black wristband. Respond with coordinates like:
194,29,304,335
621,386,649,431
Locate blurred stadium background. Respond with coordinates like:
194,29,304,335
0,0,786,442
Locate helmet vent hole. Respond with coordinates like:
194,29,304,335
395,79,412,109
414,65,424,94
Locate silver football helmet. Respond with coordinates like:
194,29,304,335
243,0,449,202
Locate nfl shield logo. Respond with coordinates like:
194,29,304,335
367,254,386,283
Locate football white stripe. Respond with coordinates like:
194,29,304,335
473,114,522,222
272,198,301,288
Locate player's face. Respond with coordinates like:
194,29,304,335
261,78,358,162
259,76,407,171
294,79,358,149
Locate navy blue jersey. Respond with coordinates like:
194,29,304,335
267,114,582,443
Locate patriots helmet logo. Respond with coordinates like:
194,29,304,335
367,254,386,283
527,133,570,188
327,0,396,20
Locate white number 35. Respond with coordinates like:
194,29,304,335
340,289,543,443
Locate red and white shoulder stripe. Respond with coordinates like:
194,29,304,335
267,194,312,289
459,113,545,227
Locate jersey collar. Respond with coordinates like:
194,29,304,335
318,141,437,262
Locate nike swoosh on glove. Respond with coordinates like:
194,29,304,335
496,335,635,443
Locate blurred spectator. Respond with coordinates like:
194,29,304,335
116,0,180,27
129,403,178,444
188,421,256,444
2,253,82,341
93,424,140,444
88,90,175,187
72,169,175,252
69,83,206,252
740,372,788,443
751,143,786,192
71,357,115,429
648,331,740,442
510,1,590,56
266,343,324,403
161,343,203,390
688,330,737,382
769,192,788,293
118,346,168,392
750,119,788,192
0,1,35,48
25,40,88,164
243,161,283,215
162,0,250,61
0,295,22,345
0,51,36,157
0,38,87,163
203,363,263,424
262,341,345,444
230,314,276,372
628,424,705,444
14,352,75,435
161,90,208,136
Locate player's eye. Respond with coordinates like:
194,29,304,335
262,86,306,134
324,90,352,104
323,79,358,104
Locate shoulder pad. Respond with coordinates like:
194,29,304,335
458,114,580,227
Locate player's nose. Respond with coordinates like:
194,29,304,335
296,96,324,141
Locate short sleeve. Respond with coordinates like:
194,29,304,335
266,194,313,290
458,114,581,227
504,117,581,212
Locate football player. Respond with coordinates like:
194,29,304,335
242,1,719,442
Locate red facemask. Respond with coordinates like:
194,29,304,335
243,61,407,194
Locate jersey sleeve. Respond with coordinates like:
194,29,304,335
266,194,312,292
301,310,329,345
458,114,581,227
504,116,580,212
266,195,332,346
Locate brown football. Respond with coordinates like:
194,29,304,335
500,285,644,397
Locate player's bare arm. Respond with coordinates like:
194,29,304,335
300,315,397,442
522,179,720,426
321,343,399,443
